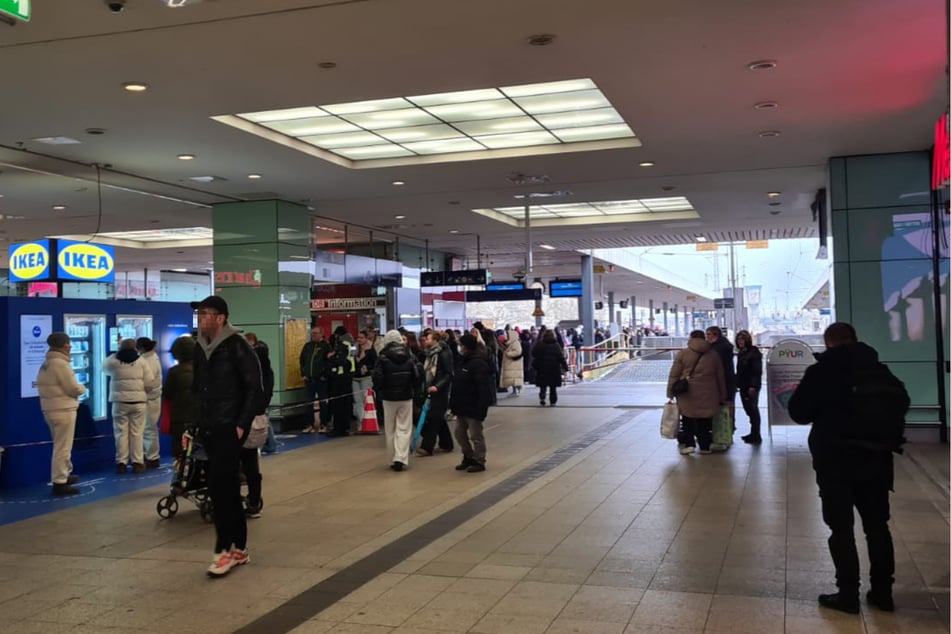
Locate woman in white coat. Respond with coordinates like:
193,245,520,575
136,337,163,469
499,328,524,394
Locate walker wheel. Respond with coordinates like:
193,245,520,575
199,500,214,523
156,496,179,519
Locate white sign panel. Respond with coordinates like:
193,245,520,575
765,338,816,427
21,314,52,398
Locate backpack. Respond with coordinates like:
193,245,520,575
845,362,910,454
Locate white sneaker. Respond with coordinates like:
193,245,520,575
207,551,234,577
230,547,250,566
679,446,694,455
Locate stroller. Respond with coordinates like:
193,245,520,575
156,428,263,522
156,428,213,522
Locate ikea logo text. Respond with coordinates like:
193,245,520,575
777,349,804,358
9,242,50,281
57,243,114,281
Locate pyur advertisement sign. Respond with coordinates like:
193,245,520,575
21,315,52,398
765,339,815,427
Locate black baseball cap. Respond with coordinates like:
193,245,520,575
190,295,229,317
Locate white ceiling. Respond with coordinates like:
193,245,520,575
0,0,945,302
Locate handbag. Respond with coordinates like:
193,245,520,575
244,414,269,449
671,351,704,396
712,405,733,446
660,401,679,439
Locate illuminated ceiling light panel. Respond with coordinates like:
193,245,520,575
53,227,214,249
472,196,698,228
215,78,640,169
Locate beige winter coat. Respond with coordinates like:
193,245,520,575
36,350,86,413
499,332,524,388
667,338,726,418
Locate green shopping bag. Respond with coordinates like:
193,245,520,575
712,405,733,446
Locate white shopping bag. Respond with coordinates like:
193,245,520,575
660,401,679,439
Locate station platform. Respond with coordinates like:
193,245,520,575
0,370,947,634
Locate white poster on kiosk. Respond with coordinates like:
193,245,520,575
765,338,816,427
21,314,53,398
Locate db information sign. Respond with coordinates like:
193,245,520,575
765,339,815,427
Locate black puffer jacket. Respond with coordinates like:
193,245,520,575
449,348,493,420
532,339,568,388
372,342,420,401
735,345,762,391
788,342,896,486
709,336,737,395
193,324,264,438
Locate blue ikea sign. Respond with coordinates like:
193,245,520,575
7,239,116,283
8,240,51,282
56,240,115,282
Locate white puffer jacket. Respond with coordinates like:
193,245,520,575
104,350,159,403
36,350,86,413
140,350,163,401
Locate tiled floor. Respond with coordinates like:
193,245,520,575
0,378,947,633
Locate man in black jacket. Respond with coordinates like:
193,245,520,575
417,330,454,456
372,330,421,471
299,326,332,433
449,334,493,472
788,322,906,614
192,295,263,577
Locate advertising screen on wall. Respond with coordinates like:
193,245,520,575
21,315,53,398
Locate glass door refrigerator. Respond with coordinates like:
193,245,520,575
114,315,153,352
64,314,107,420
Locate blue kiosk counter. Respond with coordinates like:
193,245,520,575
0,297,194,488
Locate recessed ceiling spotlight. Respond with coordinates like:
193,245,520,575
85,128,107,135
247,173,262,179
768,202,782,207
758,130,781,138
695,235,707,242
540,244,556,250
767,191,781,198
448,200,460,205
391,180,405,186
449,229,459,234
149,219,161,224
753,101,779,110
769,210,782,215
318,61,337,69
122,82,149,92
527,33,556,46
639,161,655,167
661,185,676,192
394,214,406,220
177,154,196,160
747,60,777,71
52,205,66,211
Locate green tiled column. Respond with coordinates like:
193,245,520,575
211,200,312,411
829,151,949,425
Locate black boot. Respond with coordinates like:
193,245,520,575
866,589,894,612
52,483,80,496
818,593,860,614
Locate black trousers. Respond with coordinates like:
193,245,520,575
539,384,558,404
818,477,894,597
239,447,262,509
678,416,712,450
205,426,247,553
420,394,453,453
739,388,761,437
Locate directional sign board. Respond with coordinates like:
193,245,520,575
0,0,31,22
714,297,734,309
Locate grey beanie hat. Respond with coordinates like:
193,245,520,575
47,332,70,349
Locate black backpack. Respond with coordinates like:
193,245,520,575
845,362,911,454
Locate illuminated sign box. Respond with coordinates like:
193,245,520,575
549,279,583,298
8,239,115,283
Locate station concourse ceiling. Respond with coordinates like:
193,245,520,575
0,0,945,306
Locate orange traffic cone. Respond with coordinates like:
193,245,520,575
359,389,380,434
